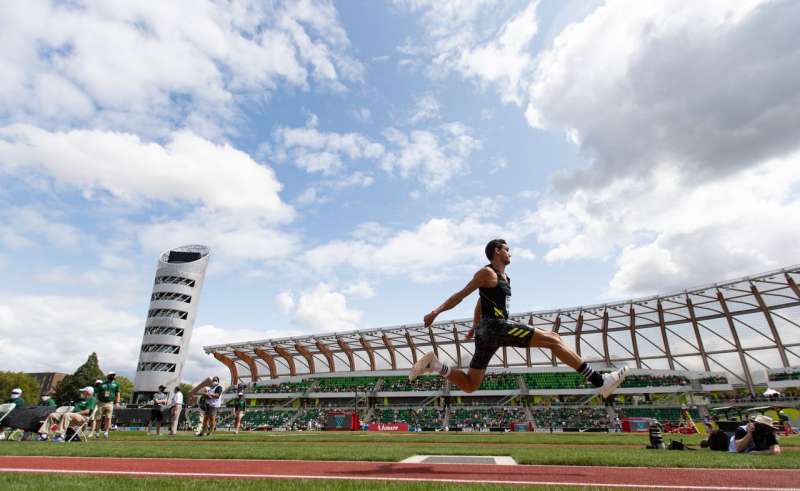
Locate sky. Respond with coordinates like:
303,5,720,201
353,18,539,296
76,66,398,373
1,0,799,385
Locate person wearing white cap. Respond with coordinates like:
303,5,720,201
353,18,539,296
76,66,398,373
6,388,25,408
729,414,782,454
40,394,56,407
37,386,97,442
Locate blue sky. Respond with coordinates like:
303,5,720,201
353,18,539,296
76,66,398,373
1,0,799,383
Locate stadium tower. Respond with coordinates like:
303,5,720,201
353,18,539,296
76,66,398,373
132,245,210,403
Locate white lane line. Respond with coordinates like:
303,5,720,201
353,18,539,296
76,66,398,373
0,467,795,491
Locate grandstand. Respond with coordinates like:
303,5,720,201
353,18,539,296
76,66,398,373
203,266,800,432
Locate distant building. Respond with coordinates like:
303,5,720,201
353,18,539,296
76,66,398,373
27,372,68,396
132,245,210,403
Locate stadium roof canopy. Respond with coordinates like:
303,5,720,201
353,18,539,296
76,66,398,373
205,266,800,395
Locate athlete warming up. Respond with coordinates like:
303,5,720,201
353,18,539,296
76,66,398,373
410,239,628,399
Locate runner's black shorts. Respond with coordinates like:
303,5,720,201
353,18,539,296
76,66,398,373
470,318,537,370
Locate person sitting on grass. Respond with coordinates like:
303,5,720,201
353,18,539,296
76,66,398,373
729,415,782,454
37,386,96,442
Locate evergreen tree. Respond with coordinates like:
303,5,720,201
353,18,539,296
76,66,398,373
115,375,134,403
54,352,104,404
0,372,41,405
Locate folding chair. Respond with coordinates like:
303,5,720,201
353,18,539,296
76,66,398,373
0,403,15,441
67,406,97,443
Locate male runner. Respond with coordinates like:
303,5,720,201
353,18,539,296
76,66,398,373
410,239,628,399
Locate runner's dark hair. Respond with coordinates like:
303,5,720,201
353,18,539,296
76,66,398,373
485,239,507,260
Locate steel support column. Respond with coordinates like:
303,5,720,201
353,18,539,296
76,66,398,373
751,284,790,367
685,298,710,372
428,325,439,359
452,324,462,368
628,307,642,369
787,273,800,300
405,331,418,364
359,337,377,371
315,340,336,373
716,290,755,395
337,338,356,371
601,310,611,366
525,315,533,367
382,334,398,370
212,352,238,386
294,343,316,374
551,315,561,367
656,301,675,370
233,350,258,382
273,345,296,376
253,348,278,379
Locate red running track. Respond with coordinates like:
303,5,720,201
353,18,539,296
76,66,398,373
0,456,798,490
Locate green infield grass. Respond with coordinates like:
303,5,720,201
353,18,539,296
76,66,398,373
0,473,581,491
0,431,797,469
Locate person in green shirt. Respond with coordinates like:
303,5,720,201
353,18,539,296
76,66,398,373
6,388,25,407
40,395,57,407
233,392,246,434
37,386,96,442
95,372,121,439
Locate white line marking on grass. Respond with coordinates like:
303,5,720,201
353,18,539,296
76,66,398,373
0,468,796,490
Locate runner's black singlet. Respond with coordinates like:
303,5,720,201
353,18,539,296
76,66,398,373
479,265,511,319
471,265,535,370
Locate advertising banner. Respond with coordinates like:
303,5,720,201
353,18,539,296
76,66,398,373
368,422,409,432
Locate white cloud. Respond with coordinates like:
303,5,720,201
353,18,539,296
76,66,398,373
0,207,81,250
0,125,294,221
0,0,363,137
526,0,797,187
395,1,539,103
344,280,376,299
457,1,539,104
137,210,298,268
409,93,441,123
272,116,385,175
352,107,372,123
381,123,481,190
304,216,508,283
277,283,363,333
0,294,142,377
273,116,479,190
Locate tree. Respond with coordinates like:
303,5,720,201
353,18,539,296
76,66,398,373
179,383,193,402
116,375,134,403
54,352,104,404
0,372,41,405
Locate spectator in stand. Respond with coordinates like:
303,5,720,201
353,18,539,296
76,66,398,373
146,385,169,436
233,392,246,434
730,415,781,454
37,387,96,442
41,394,56,407
198,376,224,436
169,386,183,435
95,372,120,439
